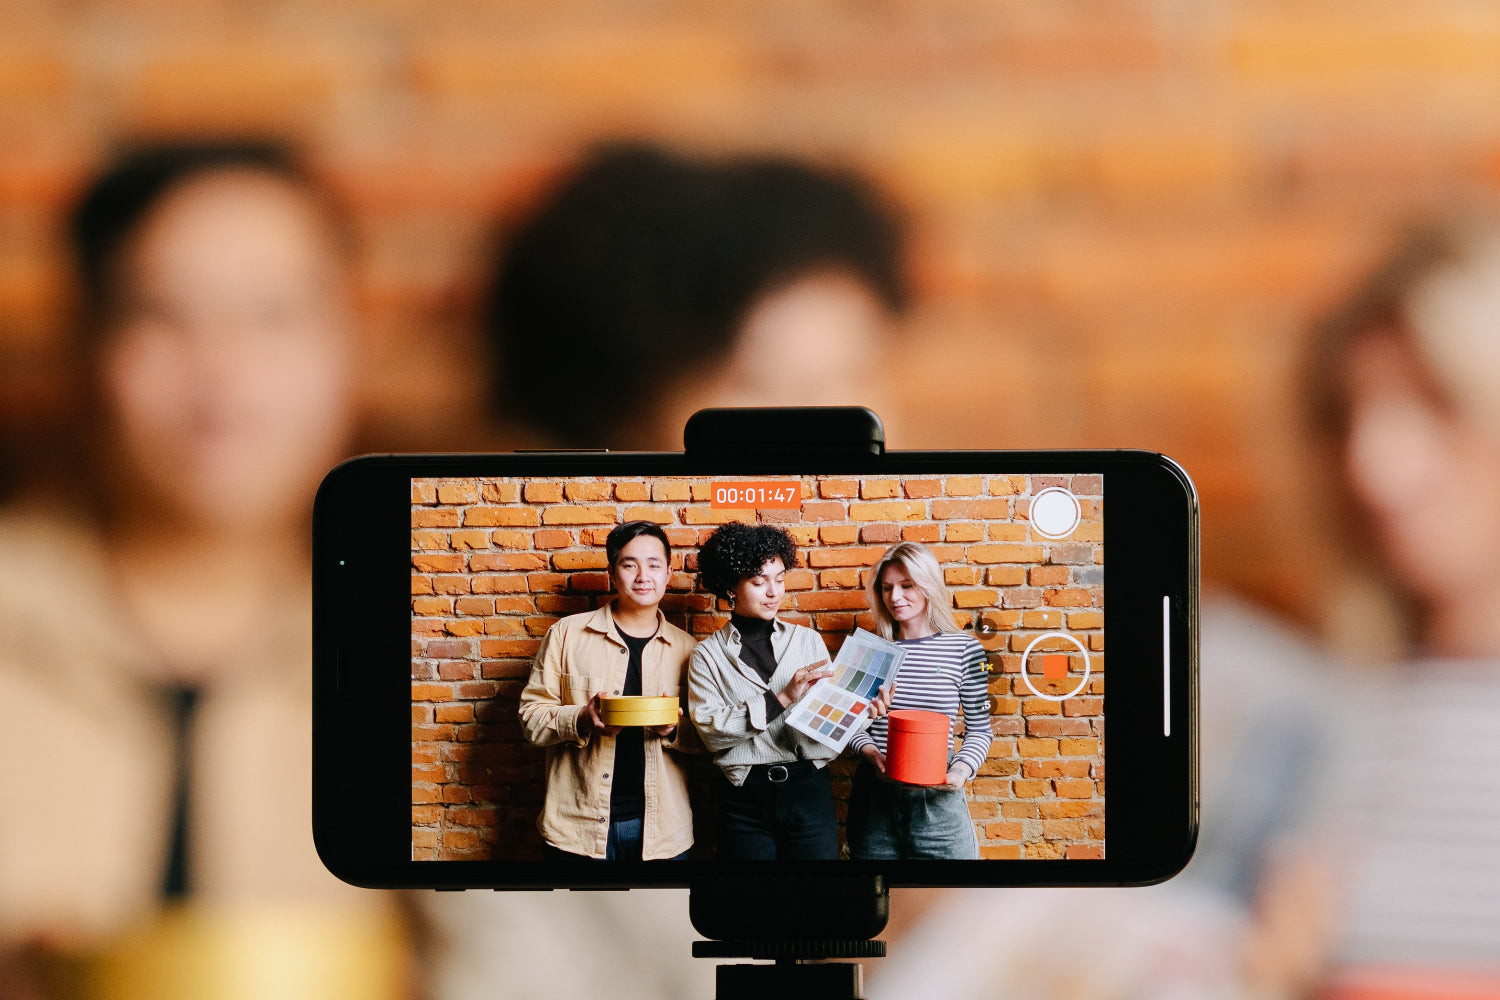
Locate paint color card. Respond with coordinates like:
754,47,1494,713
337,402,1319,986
1043,653,1068,679
786,628,908,752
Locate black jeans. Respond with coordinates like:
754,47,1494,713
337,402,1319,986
716,765,838,861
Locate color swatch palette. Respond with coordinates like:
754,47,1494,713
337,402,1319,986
786,628,907,752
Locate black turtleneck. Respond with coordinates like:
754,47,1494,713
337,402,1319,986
732,614,786,720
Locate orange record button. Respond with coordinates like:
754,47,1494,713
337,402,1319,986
709,480,802,510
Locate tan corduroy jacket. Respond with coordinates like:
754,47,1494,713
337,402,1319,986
517,602,698,860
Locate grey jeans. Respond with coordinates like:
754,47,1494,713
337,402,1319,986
846,763,980,860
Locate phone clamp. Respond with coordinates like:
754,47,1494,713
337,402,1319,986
689,874,888,1000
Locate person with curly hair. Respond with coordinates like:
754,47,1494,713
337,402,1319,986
687,521,892,859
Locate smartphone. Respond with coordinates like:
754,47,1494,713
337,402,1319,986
313,435,1197,890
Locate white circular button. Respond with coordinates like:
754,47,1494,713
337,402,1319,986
1030,487,1081,539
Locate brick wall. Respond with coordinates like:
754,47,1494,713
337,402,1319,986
7,2,1500,628
411,474,1104,861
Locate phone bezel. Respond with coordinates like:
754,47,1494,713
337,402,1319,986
313,449,1198,889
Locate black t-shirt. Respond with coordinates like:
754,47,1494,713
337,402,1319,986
609,627,652,822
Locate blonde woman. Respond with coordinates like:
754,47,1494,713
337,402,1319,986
847,541,992,859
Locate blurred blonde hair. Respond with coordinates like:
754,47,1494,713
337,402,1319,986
866,541,962,640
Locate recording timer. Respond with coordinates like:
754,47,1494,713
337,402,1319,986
708,480,803,510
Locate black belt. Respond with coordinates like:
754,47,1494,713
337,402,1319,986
741,760,818,785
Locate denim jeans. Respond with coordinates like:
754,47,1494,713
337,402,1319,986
542,816,691,862
716,766,839,861
846,764,979,860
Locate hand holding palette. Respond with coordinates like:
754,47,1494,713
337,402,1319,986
785,628,906,752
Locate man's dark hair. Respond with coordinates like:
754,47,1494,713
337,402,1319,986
605,520,671,570
483,142,907,447
68,138,331,325
696,521,797,601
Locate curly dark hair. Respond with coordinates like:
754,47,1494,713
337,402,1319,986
696,522,797,601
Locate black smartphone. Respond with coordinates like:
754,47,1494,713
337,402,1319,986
313,421,1196,890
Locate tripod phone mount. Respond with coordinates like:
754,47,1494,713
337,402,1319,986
684,407,889,1000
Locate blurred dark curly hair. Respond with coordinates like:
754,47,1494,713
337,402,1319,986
696,522,798,601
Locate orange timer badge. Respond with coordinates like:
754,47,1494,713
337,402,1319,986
709,480,802,509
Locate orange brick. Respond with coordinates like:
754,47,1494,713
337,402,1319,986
808,546,886,568
903,479,942,498
412,530,450,550
944,566,977,586
412,596,451,616
819,478,859,498
860,479,899,499
801,501,846,521
490,530,532,549
1017,737,1059,756
1039,801,1101,818
787,525,819,546
1067,611,1104,629
980,845,1022,859
795,591,870,612
1001,801,1037,818
565,482,612,501
954,588,999,608
524,482,563,502
945,476,983,495
1025,842,1065,860
819,568,861,588
820,524,858,544
984,821,1024,840
860,523,901,543
1020,610,1064,628
531,529,573,548
412,482,437,505
849,501,925,521
469,553,547,571
944,522,983,542
614,481,650,501
471,574,527,594
986,567,1026,586
652,481,691,501
481,482,520,503
543,506,617,525
437,482,478,505
552,551,608,570
933,498,1011,519
411,683,452,702
453,597,493,615
1024,759,1090,779
988,523,1028,541
412,554,464,573
1012,779,1049,798
449,530,490,549
470,508,539,527
1044,588,1092,607
622,505,673,523
1054,779,1095,799
1030,565,1070,586
991,477,1027,495
901,525,940,543
1066,845,1104,860
412,509,459,528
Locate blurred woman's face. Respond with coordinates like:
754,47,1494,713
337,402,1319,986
96,169,356,530
1341,331,1500,605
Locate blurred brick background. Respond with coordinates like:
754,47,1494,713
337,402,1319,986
6,0,1500,623
410,474,1104,860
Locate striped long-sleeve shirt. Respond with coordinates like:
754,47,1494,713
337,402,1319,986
848,631,993,778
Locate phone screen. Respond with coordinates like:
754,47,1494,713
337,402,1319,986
410,472,1104,864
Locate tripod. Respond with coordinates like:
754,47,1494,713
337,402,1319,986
689,875,888,1000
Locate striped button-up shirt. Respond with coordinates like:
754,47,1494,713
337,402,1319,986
688,617,838,786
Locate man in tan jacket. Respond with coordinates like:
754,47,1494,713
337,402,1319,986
518,520,698,861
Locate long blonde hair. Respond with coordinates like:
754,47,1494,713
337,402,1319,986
866,541,962,640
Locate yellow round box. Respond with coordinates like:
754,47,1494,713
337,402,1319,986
600,696,679,727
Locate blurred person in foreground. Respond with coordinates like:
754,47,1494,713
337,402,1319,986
1284,215,1500,998
870,215,1500,1000
421,142,910,1000
483,142,908,451
0,140,403,998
